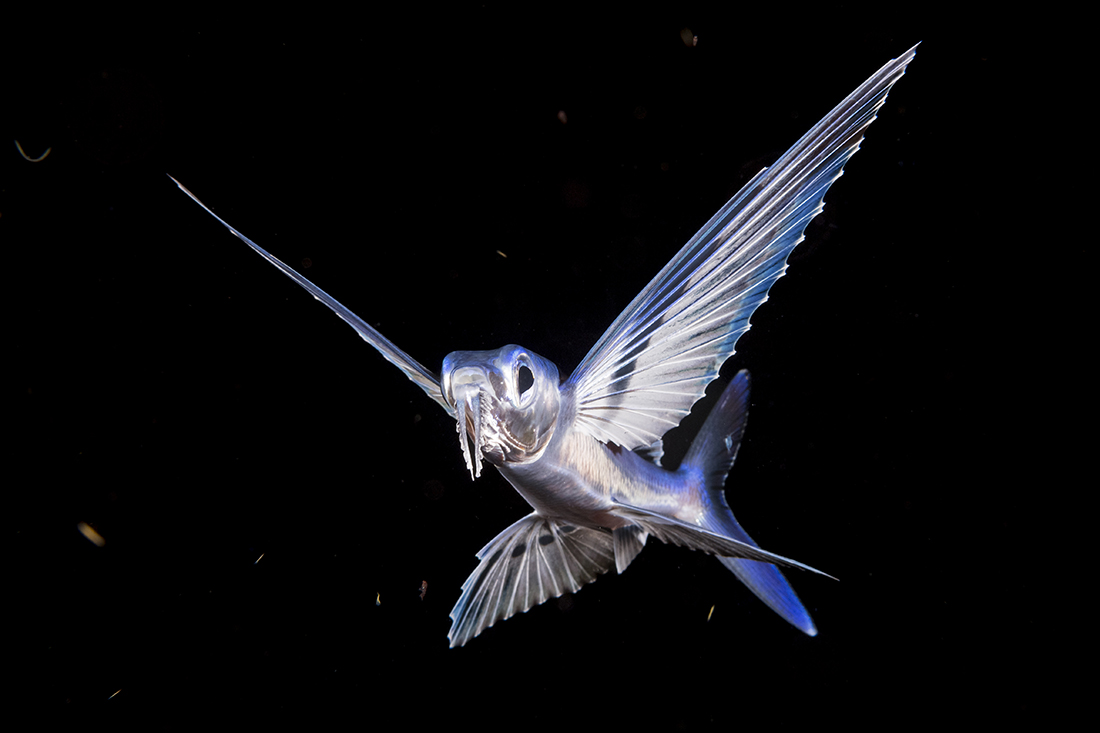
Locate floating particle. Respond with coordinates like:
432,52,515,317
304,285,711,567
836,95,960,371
15,140,52,162
77,522,106,547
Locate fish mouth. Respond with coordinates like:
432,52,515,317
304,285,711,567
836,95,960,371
449,375,506,480
442,347,562,479
452,381,487,479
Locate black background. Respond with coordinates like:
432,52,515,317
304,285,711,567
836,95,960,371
8,7,1033,729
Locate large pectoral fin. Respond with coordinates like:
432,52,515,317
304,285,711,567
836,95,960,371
448,513,614,647
170,176,453,415
610,501,834,580
564,45,917,454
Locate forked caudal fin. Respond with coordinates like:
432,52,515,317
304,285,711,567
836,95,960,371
680,370,822,636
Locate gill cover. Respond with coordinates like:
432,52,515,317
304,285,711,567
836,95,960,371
442,345,561,479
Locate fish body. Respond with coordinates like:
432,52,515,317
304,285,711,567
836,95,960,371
173,44,917,646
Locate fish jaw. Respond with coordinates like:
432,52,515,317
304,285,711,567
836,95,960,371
441,345,561,480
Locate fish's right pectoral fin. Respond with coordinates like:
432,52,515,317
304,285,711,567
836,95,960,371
448,513,614,647
169,176,453,415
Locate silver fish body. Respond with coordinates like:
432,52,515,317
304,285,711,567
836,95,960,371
173,43,917,647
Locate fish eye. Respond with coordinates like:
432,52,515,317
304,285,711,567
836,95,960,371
517,365,534,396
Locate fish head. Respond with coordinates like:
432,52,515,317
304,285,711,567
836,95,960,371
441,345,561,479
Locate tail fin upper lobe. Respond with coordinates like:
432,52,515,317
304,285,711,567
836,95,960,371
681,370,819,636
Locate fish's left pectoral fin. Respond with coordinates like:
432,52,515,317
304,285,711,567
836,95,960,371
610,501,835,580
448,513,615,647
563,45,918,453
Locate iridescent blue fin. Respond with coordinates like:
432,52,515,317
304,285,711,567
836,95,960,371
681,371,819,635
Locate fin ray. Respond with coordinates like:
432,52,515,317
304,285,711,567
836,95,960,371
610,501,833,579
612,525,649,574
448,513,614,647
169,176,453,415
566,45,918,452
